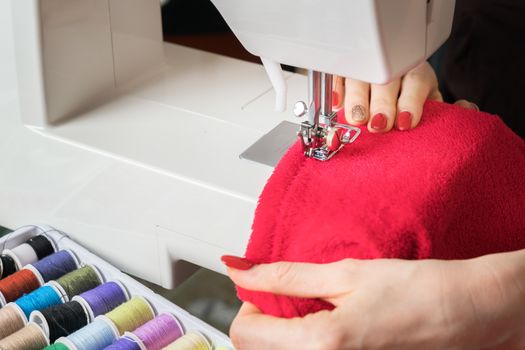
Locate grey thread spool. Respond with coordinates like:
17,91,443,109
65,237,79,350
0,323,49,350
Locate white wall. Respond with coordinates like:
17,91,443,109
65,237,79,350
0,0,17,104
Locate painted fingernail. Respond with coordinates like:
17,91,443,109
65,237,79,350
396,111,412,131
332,91,340,107
351,105,366,122
221,255,254,270
371,113,387,130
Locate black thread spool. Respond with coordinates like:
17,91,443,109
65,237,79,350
26,235,55,260
30,301,89,342
0,254,17,279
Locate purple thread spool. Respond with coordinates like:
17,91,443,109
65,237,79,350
104,337,142,350
31,250,78,282
132,314,183,350
76,281,128,318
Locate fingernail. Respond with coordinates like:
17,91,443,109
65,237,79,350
371,113,387,130
332,91,340,107
396,111,412,131
351,105,366,122
221,255,254,270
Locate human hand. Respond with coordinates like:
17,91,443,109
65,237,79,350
333,61,442,133
454,99,480,111
223,253,525,350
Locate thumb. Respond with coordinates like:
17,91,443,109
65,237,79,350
223,256,355,299
231,302,336,350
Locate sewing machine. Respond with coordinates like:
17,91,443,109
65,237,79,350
0,0,455,288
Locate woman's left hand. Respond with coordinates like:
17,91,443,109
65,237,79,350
333,61,442,133
224,252,525,350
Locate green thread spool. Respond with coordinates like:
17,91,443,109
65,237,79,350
56,265,103,299
105,296,155,335
43,343,70,350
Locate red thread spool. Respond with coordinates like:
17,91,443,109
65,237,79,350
0,269,41,304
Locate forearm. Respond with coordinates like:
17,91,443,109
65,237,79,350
470,249,525,348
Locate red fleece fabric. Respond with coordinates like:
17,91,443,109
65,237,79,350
238,101,525,318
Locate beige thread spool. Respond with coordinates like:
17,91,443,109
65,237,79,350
0,304,26,339
0,322,49,350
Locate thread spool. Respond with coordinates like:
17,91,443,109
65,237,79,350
104,337,142,350
0,304,26,339
29,250,79,283
105,297,155,336
0,323,49,350
26,235,56,260
58,317,119,350
30,301,90,342
162,331,212,350
44,343,71,350
0,268,42,306
0,254,17,279
131,313,184,350
2,234,56,271
15,284,64,319
2,244,38,271
54,265,103,300
73,281,128,321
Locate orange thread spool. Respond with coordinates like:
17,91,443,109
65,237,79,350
0,269,41,303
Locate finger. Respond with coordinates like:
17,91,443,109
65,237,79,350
396,75,433,131
332,75,344,110
231,303,336,350
344,78,370,126
227,259,355,299
396,63,442,130
369,79,401,133
455,99,480,111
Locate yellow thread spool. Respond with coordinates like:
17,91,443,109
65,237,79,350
162,331,212,350
105,296,154,335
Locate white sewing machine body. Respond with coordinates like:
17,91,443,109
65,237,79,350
0,0,454,288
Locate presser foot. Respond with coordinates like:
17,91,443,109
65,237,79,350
298,122,361,161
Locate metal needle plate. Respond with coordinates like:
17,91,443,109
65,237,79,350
240,121,300,168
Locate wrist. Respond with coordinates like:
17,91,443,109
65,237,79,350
471,250,525,346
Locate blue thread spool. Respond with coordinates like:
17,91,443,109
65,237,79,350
58,317,119,350
28,250,79,283
14,284,63,319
